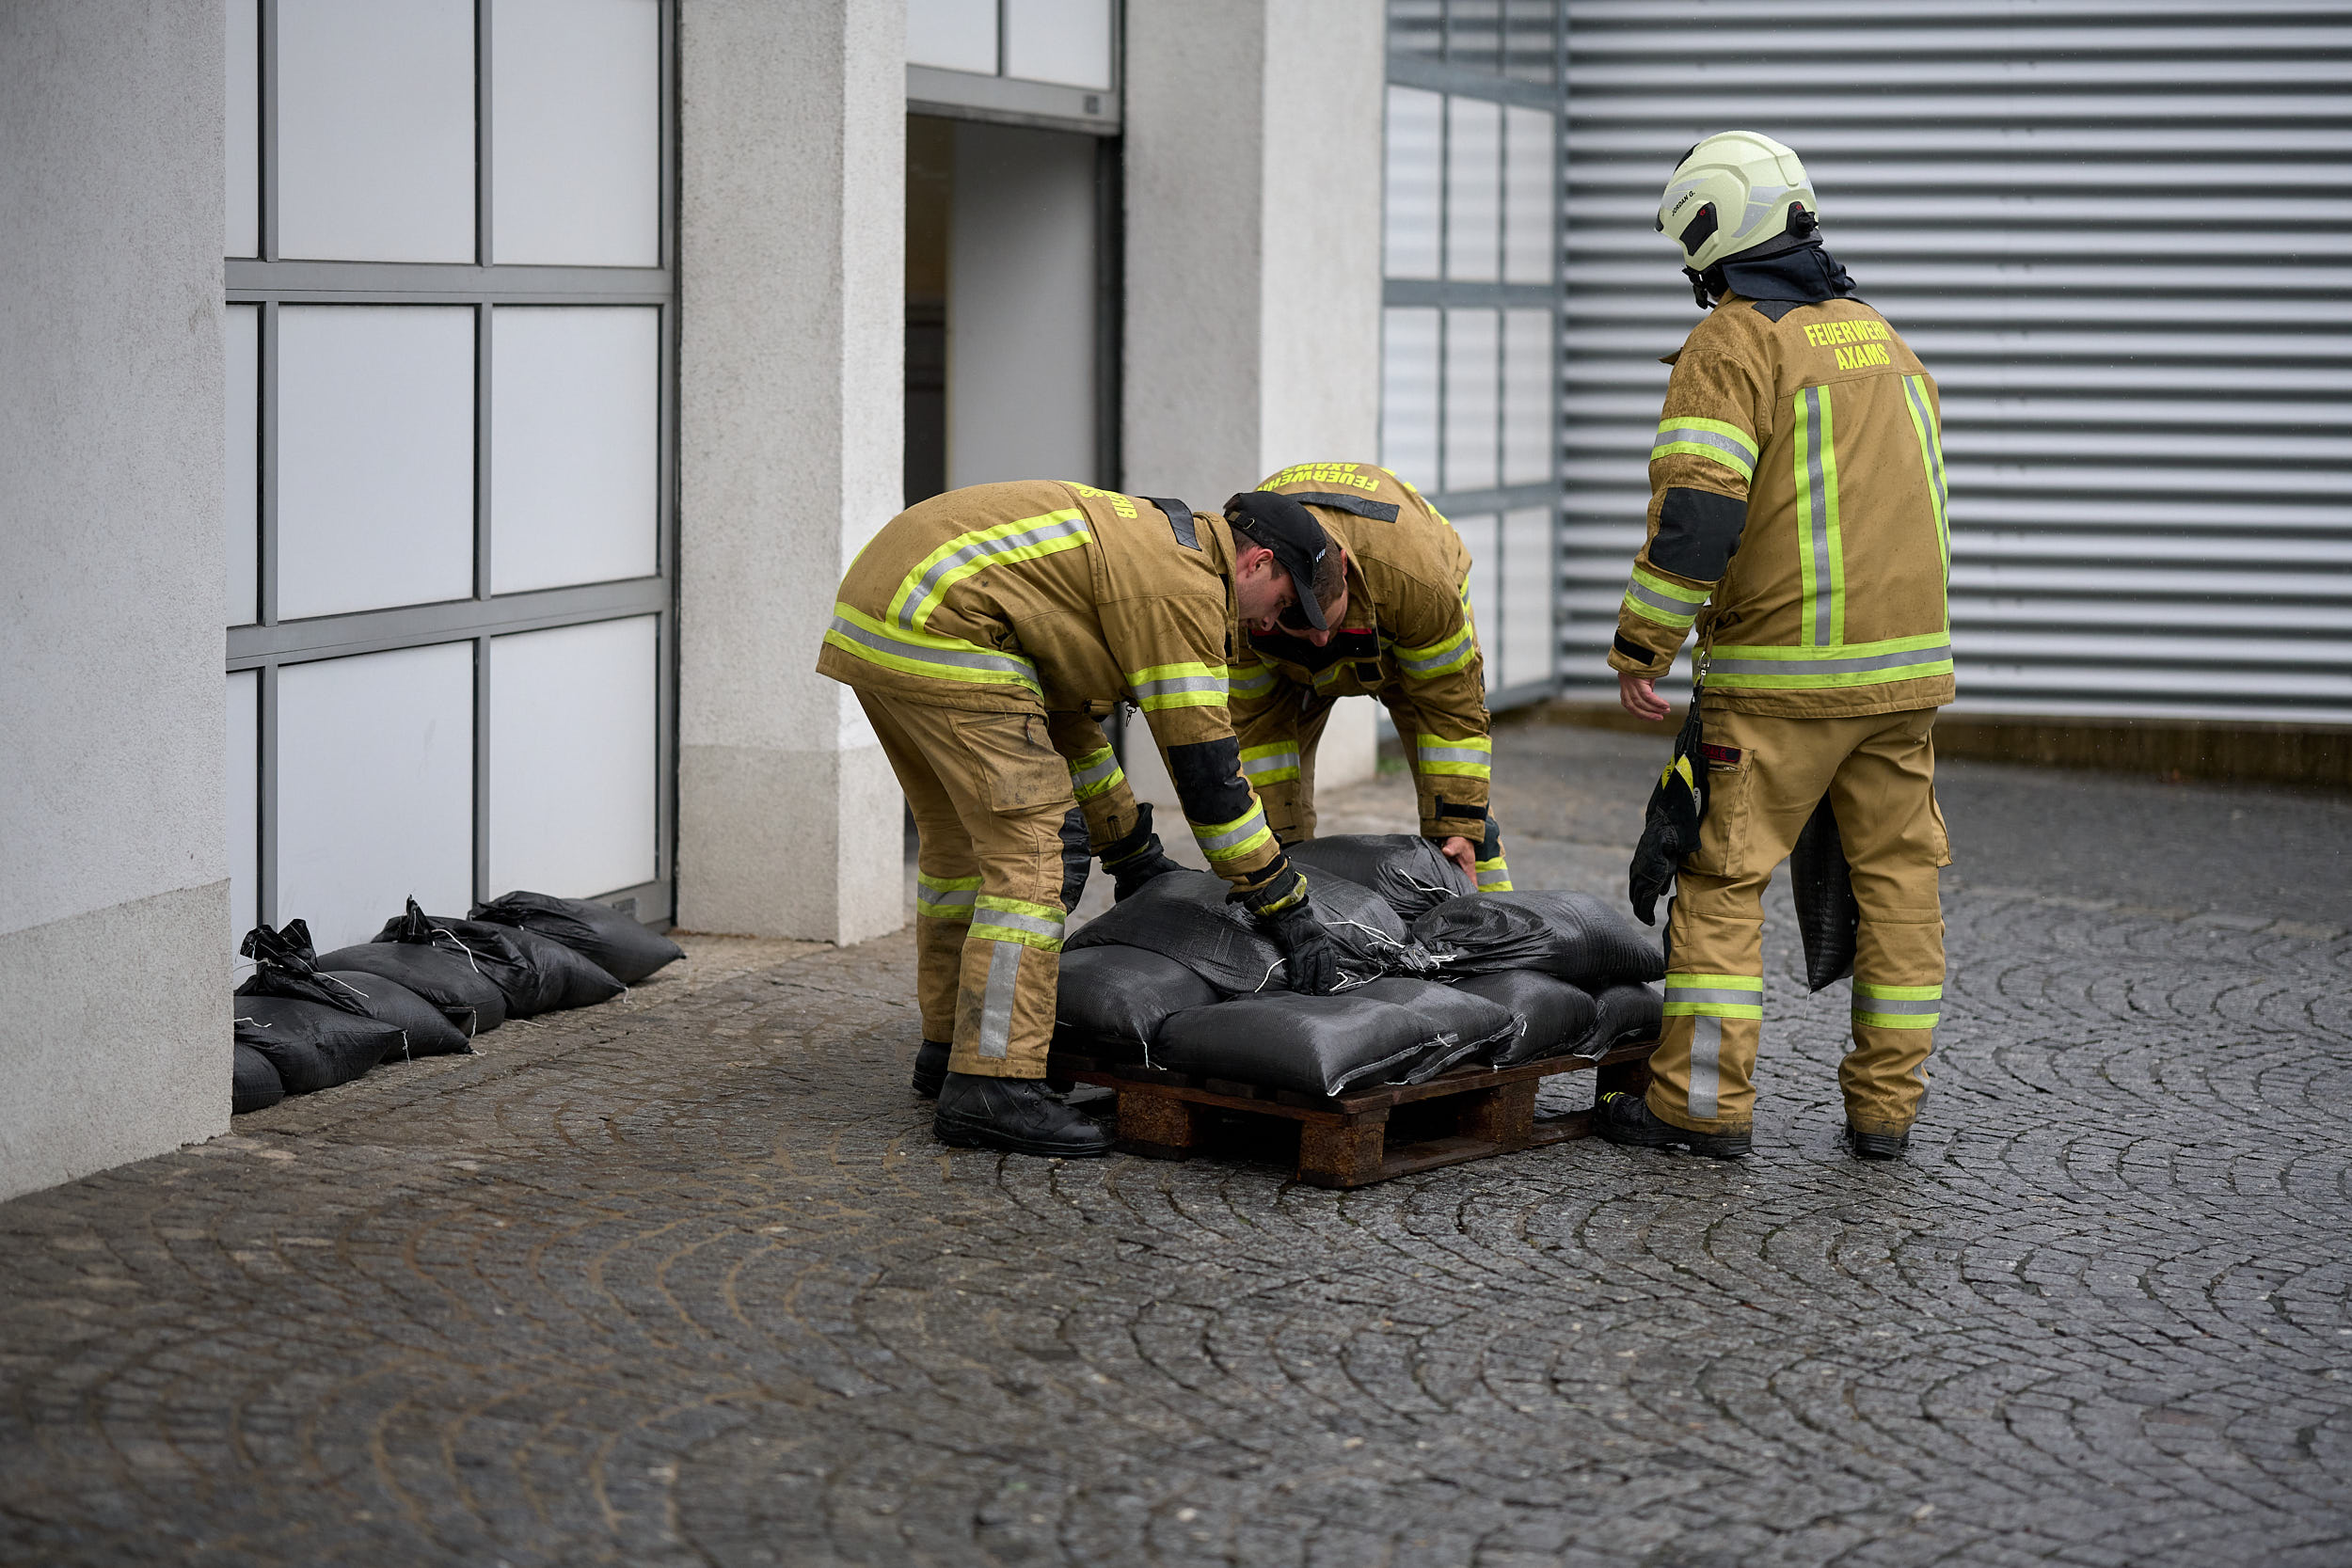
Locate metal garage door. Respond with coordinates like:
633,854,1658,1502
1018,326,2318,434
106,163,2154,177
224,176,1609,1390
1557,2,2352,725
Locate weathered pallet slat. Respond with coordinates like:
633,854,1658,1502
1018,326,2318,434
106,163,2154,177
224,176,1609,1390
1048,1038,1658,1190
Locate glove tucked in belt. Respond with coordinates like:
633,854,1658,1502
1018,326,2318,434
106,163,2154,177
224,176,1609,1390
1629,698,1710,927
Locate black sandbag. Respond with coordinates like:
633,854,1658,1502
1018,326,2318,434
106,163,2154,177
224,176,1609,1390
1286,833,1473,922
232,1041,285,1113
314,940,507,1036
1452,969,1599,1068
1066,866,1417,996
1154,988,1474,1097
1789,796,1859,991
1052,942,1220,1062
1578,982,1663,1057
369,898,622,1017
237,920,472,1056
1412,891,1665,988
1343,977,1519,1082
469,890,683,985
232,995,403,1095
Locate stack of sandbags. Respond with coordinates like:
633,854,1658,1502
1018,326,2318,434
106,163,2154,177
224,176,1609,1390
1053,835,1663,1094
231,891,682,1113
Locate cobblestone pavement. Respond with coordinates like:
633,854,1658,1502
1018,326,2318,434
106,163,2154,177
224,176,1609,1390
4,719,2349,1567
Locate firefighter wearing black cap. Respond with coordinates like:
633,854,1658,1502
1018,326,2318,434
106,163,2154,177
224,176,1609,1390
817,480,1347,1157
1599,132,1953,1164
1226,462,1509,890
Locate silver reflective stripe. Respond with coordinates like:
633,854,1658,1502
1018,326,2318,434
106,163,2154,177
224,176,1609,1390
1070,752,1120,792
899,515,1088,628
1398,634,1471,675
1194,809,1267,854
1688,1015,1721,1121
1854,995,1940,1015
1803,386,1834,647
977,941,1021,1060
1904,375,1947,518
1711,641,1952,678
1241,751,1296,778
1627,580,1699,619
1657,424,1756,470
825,614,1041,682
919,886,977,911
1131,673,1226,701
975,906,1063,940
1416,744,1487,767
1669,985,1759,1007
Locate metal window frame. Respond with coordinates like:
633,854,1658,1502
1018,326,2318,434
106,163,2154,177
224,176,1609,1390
1384,0,1565,709
905,0,1123,136
228,0,680,931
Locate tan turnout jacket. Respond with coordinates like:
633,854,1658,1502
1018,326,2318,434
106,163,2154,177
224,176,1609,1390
1608,293,1954,718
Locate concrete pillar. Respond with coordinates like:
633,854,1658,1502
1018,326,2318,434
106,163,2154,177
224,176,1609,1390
676,0,906,943
1123,0,1389,790
0,1,230,1198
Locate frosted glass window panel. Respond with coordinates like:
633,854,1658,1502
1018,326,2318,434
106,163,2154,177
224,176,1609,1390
1004,0,1112,89
491,308,659,593
1383,87,1441,280
1456,514,1501,667
226,305,260,626
1503,106,1555,284
227,0,260,257
1502,308,1554,486
277,307,476,619
1442,308,1500,494
1445,97,1501,282
1380,308,1439,494
491,0,660,266
276,643,474,955
277,0,475,261
228,671,259,954
908,0,997,73
1502,507,1555,689
489,617,657,899
1503,0,1558,85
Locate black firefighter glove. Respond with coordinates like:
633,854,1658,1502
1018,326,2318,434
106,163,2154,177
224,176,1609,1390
1236,865,1341,995
1629,701,1710,927
1099,801,1186,902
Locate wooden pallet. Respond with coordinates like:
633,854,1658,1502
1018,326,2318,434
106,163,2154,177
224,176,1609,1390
1046,1037,1658,1190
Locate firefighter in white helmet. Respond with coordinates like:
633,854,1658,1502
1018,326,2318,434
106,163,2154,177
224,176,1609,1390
1599,132,1954,1163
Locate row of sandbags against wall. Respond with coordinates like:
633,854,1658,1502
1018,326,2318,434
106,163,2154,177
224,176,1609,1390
231,893,683,1112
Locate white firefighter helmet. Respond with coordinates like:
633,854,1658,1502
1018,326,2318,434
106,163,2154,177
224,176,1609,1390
1655,131,1817,272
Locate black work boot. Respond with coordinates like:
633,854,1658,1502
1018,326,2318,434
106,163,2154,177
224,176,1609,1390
1844,1123,1910,1161
934,1071,1114,1158
1595,1090,1752,1161
910,1039,950,1099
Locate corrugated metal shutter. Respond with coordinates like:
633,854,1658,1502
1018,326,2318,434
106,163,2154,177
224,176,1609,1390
1557,2,2352,726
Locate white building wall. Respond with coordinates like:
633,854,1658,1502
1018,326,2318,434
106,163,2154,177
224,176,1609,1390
1123,0,1390,793
675,0,907,943
0,0,232,1197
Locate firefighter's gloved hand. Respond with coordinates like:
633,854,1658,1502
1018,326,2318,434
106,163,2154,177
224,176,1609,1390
1235,866,1339,994
1100,802,1185,902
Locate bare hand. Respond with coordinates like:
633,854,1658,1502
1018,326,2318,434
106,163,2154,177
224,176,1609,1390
1618,672,1671,721
1438,835,1477,877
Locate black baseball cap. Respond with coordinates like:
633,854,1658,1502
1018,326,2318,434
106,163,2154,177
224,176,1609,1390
1223,491,1336,631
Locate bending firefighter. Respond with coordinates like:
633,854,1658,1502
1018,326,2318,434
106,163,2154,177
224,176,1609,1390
1601,132,1953,1164
1229,462,1510,891
817,481,1349,1157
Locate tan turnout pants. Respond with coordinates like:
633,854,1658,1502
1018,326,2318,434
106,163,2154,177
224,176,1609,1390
857,689,1072,1079
1649,705,1950,1139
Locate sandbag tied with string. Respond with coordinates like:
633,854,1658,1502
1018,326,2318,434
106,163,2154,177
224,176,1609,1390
1410,891,1665,989
1064,866,1431,998
362,897,624,1019
231,918,406,1098
469,890,683,985
239,917,470,1057
1284,833,1473,923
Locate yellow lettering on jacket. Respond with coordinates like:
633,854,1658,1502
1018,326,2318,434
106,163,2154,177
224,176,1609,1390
1264,462,1380,494
1835,342,1892,370
1802,319,1891,349
1066,483,1138,517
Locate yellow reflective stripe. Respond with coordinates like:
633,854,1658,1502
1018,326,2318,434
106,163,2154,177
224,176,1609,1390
1624,565,1708,629
1229,662,1278,700
1653,416,1757,482
1663,972,1763,1020
1708,635,1952,691
1191,801,1274,863
970,895,1065,951
1901,373,1952,591
1396,621,1477,680
914,872,981,922
823,604,1042,695
1240,742,1300,785
886,510,1089,631
1128,660,1228,712
1854,980,1941,1029
1793,385,1844,648
1415,732,1491,780
1067,746,1124,801
1474,857,1511,891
